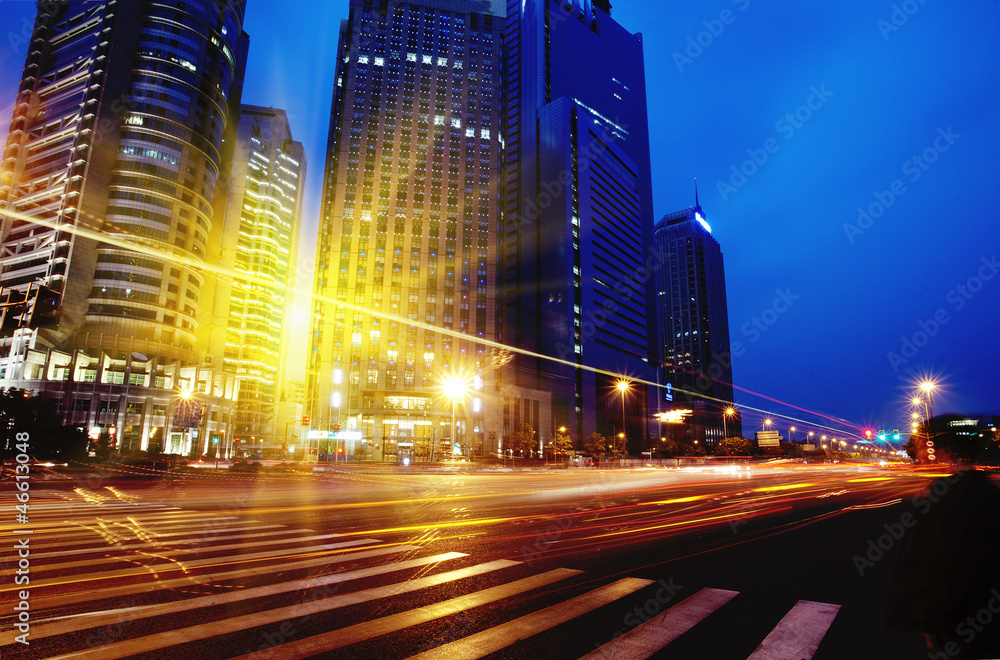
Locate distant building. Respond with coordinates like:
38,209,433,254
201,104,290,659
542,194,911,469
306,0,516,461
0,1,250,455
281,379,306,405
203,105,305,448
501,0,657,449
653,198,737,445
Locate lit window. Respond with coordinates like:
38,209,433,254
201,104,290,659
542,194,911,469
453,59,463,69
434,115,445,125
451,118,461,128
473,398,482,413
358,54,369,64
465,127,475,138
480,128,490,140
374,56,384,66
422,55,432,64
333,368,343,384
437,57,447,66
407,52,417,62
332,392,342,408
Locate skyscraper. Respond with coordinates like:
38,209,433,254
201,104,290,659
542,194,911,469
501,0,657,447
0,0,249,454
307,0,536,461
202,105,305,451
653,199,738,445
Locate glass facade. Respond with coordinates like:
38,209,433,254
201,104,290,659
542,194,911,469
653,205,737,445
502,0,656,446
307,0,506,460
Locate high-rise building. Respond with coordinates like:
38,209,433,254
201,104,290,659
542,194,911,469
0,0,249,455
501,0,657,448
307,0,545,462
653,199,737,445
202,105,305,451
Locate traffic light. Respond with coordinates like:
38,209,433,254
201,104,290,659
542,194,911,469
893,429,900,441
878,430,886,441
28,285,59,329
0,288,27,336
302,416,311,425
865,430,872,440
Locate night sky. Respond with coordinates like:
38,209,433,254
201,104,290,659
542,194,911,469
1,1,997,440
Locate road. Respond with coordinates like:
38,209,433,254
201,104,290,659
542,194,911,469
0,461,988,659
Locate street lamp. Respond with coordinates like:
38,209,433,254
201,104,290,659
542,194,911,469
763,418,773,433
442,372,469,461
788,426,796,443
724,407,735,440
616,380,630,440
919,381,936,440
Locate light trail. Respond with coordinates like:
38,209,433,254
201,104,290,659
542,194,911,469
0,204,875,435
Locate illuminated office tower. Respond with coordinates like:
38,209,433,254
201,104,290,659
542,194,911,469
653,200,737,445
203,105,305,451
502,0,657,447
0,0,249,454
307,0,544,462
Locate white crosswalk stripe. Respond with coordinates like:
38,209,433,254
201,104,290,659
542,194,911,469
1,499,845,659
581,587,740,660
746,600,842,660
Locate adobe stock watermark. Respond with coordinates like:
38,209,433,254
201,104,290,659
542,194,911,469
587,578,685,657
690,287,800,395
853,471,963,576
672,0,751,73
716,85,833,202
843,127,960,244
887,255,998,373
877,0,931,41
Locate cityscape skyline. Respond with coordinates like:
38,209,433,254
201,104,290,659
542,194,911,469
0,0,997,441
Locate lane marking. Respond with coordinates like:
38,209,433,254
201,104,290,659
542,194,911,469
17,532,350,574
23,552,468,642
746,600,841,660
582,587,740,659
0,538,381,594
226,567,583,660
47,559,526,660
24,544,418,611
411,577,654,660
24,526,302,558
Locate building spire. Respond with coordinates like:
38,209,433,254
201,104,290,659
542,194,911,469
694,178,701,211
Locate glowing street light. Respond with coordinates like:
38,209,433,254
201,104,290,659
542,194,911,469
616,380,631,439
789,426,796,443
442,372,470,461
763,417,773,432
724,407,736,440
919,381,936,437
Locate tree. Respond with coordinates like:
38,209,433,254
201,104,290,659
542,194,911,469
584,431,607,457
551,430,572,460
0,388,87,460
609,433,627,457
716,436,753,456
505,421,536,457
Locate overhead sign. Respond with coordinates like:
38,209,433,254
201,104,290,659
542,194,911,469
756,430,781,447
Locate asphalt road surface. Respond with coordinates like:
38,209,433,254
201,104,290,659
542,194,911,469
1,461,989,659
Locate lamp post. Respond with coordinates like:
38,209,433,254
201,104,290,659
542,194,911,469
442,372,469,461
724,407,735,441
788,426,796,444
616,380,630,441
920,381,936,442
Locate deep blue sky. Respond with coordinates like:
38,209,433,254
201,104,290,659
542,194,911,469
1,1,997,440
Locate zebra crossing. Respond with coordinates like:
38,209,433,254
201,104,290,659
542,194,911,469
2,492,842,659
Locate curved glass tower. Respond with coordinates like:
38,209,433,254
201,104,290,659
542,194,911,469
0,0,249,455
